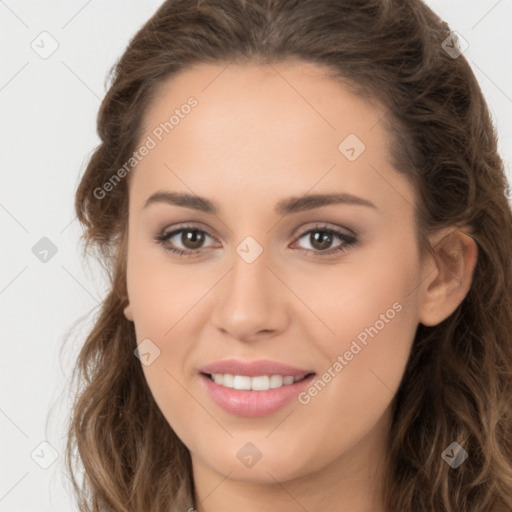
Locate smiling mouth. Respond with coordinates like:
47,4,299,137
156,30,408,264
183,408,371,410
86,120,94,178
201,372,316,391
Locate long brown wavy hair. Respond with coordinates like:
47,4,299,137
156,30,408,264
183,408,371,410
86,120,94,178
62,0,512,510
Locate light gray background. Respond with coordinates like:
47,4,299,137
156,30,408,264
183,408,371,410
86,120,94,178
1,1,511,510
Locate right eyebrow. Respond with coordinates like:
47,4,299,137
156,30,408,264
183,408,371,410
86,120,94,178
143,191,218,214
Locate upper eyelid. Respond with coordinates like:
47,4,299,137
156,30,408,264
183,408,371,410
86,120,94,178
294,223,355,237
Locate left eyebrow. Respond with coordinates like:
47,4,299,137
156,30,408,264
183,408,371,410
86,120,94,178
275,192,379,215
143,191,379,214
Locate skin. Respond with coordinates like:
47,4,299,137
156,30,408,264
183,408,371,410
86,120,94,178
122,61,477,512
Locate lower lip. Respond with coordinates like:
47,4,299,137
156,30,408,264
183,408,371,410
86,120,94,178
200,373,315,417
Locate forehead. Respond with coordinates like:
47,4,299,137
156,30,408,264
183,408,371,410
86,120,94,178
142,60,384,142
129,61,415,215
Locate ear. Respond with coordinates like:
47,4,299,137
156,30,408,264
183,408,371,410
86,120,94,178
419,227,478,327
123,302,134,322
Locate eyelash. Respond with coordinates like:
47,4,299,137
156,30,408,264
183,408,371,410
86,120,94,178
154,223,357,259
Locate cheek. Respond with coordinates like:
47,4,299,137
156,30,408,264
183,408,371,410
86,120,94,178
126,237,209,336
281,288,418,475
125,245,215,428
290,235,419,356
299,243,420,428
325,266,417,362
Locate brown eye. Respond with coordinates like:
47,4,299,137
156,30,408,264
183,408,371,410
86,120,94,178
155,226,215,257
308,231,334,251
294,225,357,256
180,229,206,250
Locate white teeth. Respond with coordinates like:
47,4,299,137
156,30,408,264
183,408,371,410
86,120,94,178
210,373,307,391
233,375,252,390
251,376,270,391
269,375,283,388
222,374,234,388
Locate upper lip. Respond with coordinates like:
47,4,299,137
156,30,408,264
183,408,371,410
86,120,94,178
200,358,315,378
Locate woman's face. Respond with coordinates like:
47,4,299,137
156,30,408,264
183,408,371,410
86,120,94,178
123,61,431,487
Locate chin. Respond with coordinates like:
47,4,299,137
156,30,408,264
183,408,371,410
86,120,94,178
193,439,316,484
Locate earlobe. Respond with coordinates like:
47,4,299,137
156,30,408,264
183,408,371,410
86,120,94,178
419,227,478,327
124,302,134,322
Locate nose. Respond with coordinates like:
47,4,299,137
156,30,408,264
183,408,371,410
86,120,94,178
211,243,290,343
